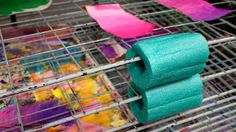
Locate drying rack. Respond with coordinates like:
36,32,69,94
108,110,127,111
0,0,236,131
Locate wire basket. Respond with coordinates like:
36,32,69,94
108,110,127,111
0,0,235,132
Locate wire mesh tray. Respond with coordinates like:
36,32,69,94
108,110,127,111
0,0,235,132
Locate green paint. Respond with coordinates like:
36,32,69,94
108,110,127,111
0,0,50,16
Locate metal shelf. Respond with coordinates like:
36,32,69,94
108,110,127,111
0,0,235,132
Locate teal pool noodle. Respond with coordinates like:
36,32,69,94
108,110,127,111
128,74,203,123
126,33,209,90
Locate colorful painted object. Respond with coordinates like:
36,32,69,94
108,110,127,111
40,74,117,109
60,63,80,74
16,37,94,84
99,28,179,63
0,61,26,93
0,100,71,130
38,24,75,42
1,24,75,43
6,42,49,60
80,108,128,128
116,27,179,49
158,0,235,21
14,73,131,131
44,121,107,132
0,0,52,16
1,31,131,131
98,39,127,62
86,4,156,38
26,64,55,84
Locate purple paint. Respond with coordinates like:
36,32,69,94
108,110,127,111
98,44,117,58
0,100,73,130
158,0,235,21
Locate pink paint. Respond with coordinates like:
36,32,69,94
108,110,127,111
81,121,107,132
86,4,156,38
158,0,235,21
42,41,64,46
0,105,18,129
83,100,102,112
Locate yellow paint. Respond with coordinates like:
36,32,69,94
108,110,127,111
74,78,97,106
111,111,128,127
60,63,80,74
80,110,113,127
34,87,53,101
98,93,113,105
111,119,127,127
51,88,66,103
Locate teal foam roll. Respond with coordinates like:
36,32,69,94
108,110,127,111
126,32,209,90
128,74,203,123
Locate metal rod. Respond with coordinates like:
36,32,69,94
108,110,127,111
25,87,236,132
25,96,142,132
1,36,235,99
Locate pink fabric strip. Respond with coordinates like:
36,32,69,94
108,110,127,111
158,0,235,21
86,4,156,38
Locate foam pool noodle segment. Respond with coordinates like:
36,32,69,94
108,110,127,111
128,74,203,123
126,32,209,91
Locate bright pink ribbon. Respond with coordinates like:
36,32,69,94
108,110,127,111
158,0,235,21
86,4,156,38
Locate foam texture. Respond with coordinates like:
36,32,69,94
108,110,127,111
126,32,209,91
128,74,203,123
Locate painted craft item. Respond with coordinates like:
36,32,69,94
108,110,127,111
0,0,52,16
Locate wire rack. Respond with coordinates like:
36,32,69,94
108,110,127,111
0,0,236,132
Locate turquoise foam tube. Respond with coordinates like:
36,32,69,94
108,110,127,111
126,33,209,91
128,74,203,123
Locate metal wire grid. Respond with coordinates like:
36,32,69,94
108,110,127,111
0,0,235,131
